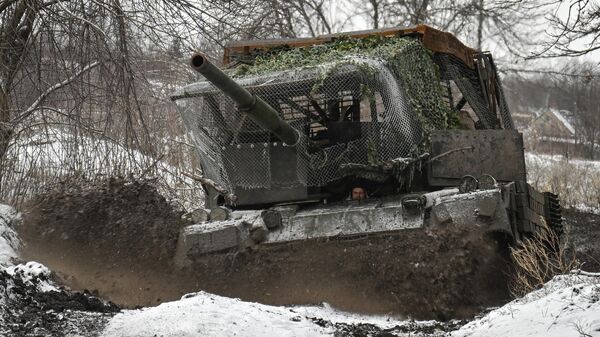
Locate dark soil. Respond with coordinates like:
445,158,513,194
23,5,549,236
321,319,465,337
186,225,511,321
0,266,118,337
564,208,600,272
19,178,195,308
19,178,512,321
21,177,189,264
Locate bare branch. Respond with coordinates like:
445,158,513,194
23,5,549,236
15,61,100,123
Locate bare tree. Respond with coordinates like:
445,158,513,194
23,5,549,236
0,0,349,205
0,0,268,203
345,0,546,57
279,0,340,37
504,62,600,159
565,63,600,159
540,0,600,57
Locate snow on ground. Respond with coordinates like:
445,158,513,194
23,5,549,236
290,302,404,328
525,152,600,213
100,269,600,337
0,204,21,267
102,292,333,337
526,152,600,171
0,259,115,337
1,203,118,336
453,272,600,337
2,126,204,210
101,291,454,337
101,273,600,337
3,262,58,293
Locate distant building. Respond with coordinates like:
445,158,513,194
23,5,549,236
514,109,581,157
530,109,576,140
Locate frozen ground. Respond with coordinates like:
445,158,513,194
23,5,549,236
101,272,600,337
101,292,460,337
453,272,600,337
0,205,118,336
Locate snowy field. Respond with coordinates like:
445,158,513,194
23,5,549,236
526,152,600,214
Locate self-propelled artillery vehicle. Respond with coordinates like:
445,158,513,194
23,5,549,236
171,25,561,269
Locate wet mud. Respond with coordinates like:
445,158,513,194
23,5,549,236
19,178,514,320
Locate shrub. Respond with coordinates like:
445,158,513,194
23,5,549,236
510,219,579,297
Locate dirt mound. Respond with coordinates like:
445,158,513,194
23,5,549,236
186,224,511,320
19,178,512,320
19,178,195,308
0,263,118,336
21,177,189,265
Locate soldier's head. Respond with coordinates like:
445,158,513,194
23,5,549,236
351,186,366,201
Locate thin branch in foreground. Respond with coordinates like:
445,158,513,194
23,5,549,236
15,61,101,123
181,170,237,205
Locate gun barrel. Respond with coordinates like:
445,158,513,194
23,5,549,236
190,53,300,147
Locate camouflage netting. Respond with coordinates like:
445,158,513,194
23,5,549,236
234,36,456,137
172,36,460,196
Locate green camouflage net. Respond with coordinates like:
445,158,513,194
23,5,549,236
234,36,456,147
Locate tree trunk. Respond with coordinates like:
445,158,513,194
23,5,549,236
477,0,485,50
413,0,430,25
370,0,379,29
0,87,12,187
0,0,36,188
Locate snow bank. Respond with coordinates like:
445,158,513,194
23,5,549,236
1,204,58,304
101,291,452,337
1,260,115,336
0,204,21,266
3,262,57,293
289,302,404,329
101,291,334,337
453,273,600,337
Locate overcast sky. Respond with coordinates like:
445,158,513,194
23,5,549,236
326,0,599,70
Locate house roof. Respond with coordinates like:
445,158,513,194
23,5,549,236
549,109,575,135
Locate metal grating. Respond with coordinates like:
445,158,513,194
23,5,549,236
174,42,511,198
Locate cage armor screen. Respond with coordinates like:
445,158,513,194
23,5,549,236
171,35,511,206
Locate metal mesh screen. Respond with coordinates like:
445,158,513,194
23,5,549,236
175,59,424,191
173,39,510,197
436,54,514,130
